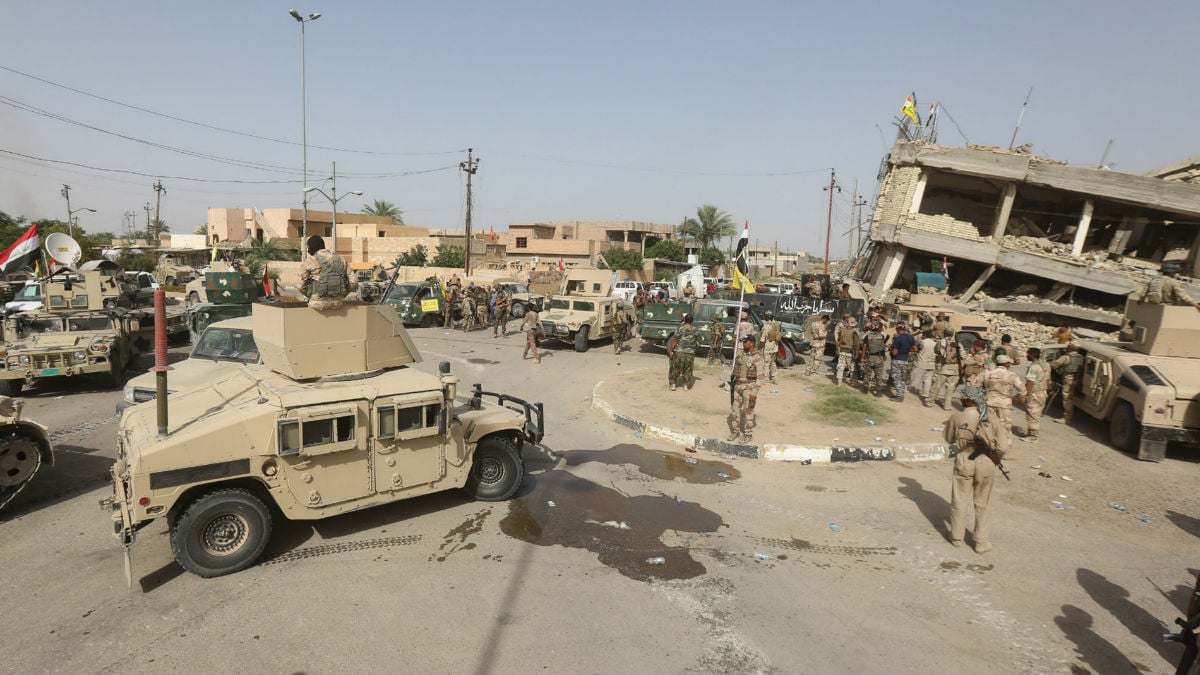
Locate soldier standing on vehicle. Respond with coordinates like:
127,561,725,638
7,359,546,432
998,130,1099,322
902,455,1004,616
462,291,477,332
682,281,696,299
932,313,951,339
727,336,766,442
1139,262,1200,310
708,315,727,365
999,334,1021,365
611,302,629,354
447,273,462,294
1051,342,1084,425
805,278,824,299
962,339,989,388
889,323,917,402
946,386,1003,554
834,315,860,386
760,311,782,383
1052,326,1074,344
932,334,962,409
983,354,1023,453
493,290,511,337
911,329,938,407
805,314,829,376
667,313,699,391
299,235,353,310
859,321,888,396
1022,347,1051,443
521,307,543,363
839,283,852,301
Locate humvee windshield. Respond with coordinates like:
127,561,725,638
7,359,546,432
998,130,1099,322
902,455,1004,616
696,304,742,322
13,284,40,301
573,301,595,311
193,327,260,364
21,317,64,334
499,283,531,294
67,317,114,331
384,285,418,303
549,298,570,310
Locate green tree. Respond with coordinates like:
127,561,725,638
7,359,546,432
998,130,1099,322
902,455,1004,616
430,244,464,268
677,205,736,251
361,200,405,225
395,244,428,267
243,238,298,276
698,247,725,268
644,239,685,262
600,247,643,272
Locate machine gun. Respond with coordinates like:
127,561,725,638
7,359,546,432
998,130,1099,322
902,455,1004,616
1164,571,1200,675
968,441,1011,480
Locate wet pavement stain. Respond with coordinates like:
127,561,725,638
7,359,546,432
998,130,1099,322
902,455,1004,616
467,358,501,365
499,470,725,582
559,443,740,484
753,536,897,557
940,561,961,570
431,509,490,562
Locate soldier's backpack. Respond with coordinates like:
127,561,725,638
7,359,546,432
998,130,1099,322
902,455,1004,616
313,254,348,298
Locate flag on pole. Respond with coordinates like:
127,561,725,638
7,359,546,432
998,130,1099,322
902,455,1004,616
211,238,218,262
0,224,40,272
558,256,564,272
731,222,755,294
927,102,937,128
263,263,272,296
901,94,918,123
942,256,950,284
490,226,495,241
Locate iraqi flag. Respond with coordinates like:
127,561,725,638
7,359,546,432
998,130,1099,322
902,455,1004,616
0,224,39,272
732,221,754,293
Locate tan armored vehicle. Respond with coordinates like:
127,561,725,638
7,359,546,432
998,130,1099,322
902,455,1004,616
882,295,991,350
154,254,196,286
539,269,623,352
1043,300,1200,461
103,301,544,578
0,395,53,511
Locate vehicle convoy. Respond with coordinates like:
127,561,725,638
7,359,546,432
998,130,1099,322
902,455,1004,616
103,301,544,578
117,316,259,413
383,276,447,327
640,298,810,367
539,269,624,352
184,265,262,342
0,395,53,511
1042,300,1200,462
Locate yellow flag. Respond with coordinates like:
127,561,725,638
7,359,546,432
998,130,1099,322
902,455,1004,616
211,239,218,262
34,260,41,278
901,95,918,122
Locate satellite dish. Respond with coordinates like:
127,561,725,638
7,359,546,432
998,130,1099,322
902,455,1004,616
45,232,82,268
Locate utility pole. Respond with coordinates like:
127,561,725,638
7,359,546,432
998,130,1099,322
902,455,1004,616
822,169,840,275
459,148,480,276
143,203,152,239
60,184,72,238
152,180,166,254
847,179,857,264
852,194,868,260
123,211,137,239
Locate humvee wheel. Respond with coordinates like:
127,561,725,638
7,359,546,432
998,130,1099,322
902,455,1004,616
510,302,526,319
463,437,524,502
0,437,40,487
420,314,436,328
0,380,22,397
105,357,126,389
171,488,273,578
574,325,590,352
1109,401,1142,454
187,291,200,306
776,341,796,368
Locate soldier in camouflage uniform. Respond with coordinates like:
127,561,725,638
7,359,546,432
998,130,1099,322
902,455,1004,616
298,236,354,310
667,313,699,391
707,315,727,365
475,287,490,328
444,287,459,328
1022,347,1051,443
932,334,962,410
858,321,888,396
493,290,511,337
462,291,477,332
727,335,766,442
1139,261,1200,310
1051,342,1084,425
961,340,989,388
611,302,629,354
761,311,782,383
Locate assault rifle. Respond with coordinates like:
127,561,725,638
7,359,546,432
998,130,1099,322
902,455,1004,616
1164,571,1199,675
968,441,1011,481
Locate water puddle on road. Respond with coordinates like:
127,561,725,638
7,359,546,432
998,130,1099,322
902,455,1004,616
499,470,725,581
559,443,740,484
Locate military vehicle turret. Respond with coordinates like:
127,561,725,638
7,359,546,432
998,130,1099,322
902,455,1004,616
103,301,543,578
0,395,53,511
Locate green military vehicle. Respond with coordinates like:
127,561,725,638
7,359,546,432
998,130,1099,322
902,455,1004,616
102,301,544,578
383,277,447,327
641,298,810,367
185,267,262,342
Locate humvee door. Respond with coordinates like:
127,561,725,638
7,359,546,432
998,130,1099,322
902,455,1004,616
276,402,371,507
371,392,446,493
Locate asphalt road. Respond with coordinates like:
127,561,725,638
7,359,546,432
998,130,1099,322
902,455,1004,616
2,325,1197,674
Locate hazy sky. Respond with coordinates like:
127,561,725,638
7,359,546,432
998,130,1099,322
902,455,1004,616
2,1,1196,254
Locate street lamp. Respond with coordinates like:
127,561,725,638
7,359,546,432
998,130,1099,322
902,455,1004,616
303,161,362,256
289,8,321,257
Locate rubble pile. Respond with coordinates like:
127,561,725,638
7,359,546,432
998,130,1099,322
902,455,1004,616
976,308,1119,344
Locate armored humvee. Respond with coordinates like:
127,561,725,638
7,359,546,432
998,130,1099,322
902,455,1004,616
1042,300,1200,461
103,301,544,578
540,269,623,352
0,395,53,511
154,254,197,286
882,296,991,352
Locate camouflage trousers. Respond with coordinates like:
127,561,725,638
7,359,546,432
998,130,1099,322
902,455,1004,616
707,339,726,365
523,329,541,363
762,341,778,382
668,353,695,388
890,360,910,399
1025,390,1047,438
613,327,625,353
863,356,886,394
990,404,1014,454
476,307,488,328
727,381,759,439
1061,374,1078,422
835,350,855,384
463,311,476,332
933,369,960,408
493,309,510,335
443,307,454,328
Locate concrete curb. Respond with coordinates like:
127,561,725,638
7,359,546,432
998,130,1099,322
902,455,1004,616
590,379,954,464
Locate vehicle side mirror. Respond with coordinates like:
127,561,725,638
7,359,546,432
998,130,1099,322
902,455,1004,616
439,361,450,374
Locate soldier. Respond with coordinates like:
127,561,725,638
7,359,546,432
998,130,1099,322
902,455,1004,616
961,339,989,388
667,313,699,391
834,315,860,386
946,386,1003,554
633,288,647,333
475,288,489,328
859,321,888,396
838,283,852,301
805,314,829,376
932,312,951,339
734,310,755,344
999,334,1021,365
520,307,544,363
932,334,962,410
760,311,782,383
1139,261,1200,310
805,278,824,299
911,329,938,407
443,287,459,328
462,291,477,332
1051,341,1084,425
983,354,1024,453
299,235,354,310
1022,347,1051,443
682,281,697,299
611,302,629,354
493,290,511,337
707,315,727,365
727,336,766,442
889,323,917,402
1052,326,1074,344
446,273,462,294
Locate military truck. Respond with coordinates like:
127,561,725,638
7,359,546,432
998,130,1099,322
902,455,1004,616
154,254,197,286
383,277,447,327
641,298,810,367
102,301,544,578
492,280,544,318
185,266,261,342
1041,300,1200,462
0,269,35,305
539,269,623,352
118,316,259,413
0,395,53,511
882,297,991,353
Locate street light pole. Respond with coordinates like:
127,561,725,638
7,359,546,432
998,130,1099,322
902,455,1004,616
62,184,97,241
290,9,321,257
303,161,362,258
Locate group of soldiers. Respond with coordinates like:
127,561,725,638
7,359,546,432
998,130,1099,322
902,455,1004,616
442,275,514,336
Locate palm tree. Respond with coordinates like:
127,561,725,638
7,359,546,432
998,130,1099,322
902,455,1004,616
361,200,405,225
677,205,735,251
243,238,298,276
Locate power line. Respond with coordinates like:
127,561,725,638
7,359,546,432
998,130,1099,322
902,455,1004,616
491,151,833,177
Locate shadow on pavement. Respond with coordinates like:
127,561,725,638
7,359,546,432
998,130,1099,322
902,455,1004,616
1077,568,1174,662
1053,604,1139,675
1165,510,1200,539
897,476,951,542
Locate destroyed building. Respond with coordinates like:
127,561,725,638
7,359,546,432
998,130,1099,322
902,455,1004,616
860,141,1200,330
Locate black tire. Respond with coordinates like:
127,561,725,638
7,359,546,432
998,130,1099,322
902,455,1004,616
462,436,524,502
105,357,125,389
1109,401,1141,454
574,325,590,352
776,341,796,368
510,302,526,319
170,488,273,578
0,379,22,397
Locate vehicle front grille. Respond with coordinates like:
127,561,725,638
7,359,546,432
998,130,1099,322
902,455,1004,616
29,352,70,370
